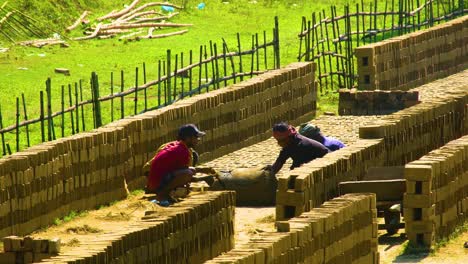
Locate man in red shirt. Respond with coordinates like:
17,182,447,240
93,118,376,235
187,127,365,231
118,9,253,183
146,124,214,205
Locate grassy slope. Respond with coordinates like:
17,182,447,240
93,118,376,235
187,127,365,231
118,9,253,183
0,0,352,151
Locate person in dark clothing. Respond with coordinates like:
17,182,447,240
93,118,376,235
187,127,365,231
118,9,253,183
298,123,346,152
266,122,329,175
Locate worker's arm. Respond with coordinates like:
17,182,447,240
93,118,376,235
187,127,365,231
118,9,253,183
270,149,289,175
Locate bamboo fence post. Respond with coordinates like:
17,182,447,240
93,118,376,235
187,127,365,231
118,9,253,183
68,84,75,134
91,72,102,127
274,16,280,68
416,0,421,30
134,67,139,115
21,93,30,147
204,45,209,92
356,3,360,47
224,39,236,84
318,12,328,91
163,60,167,103
198,46,203,93
237,33,244,81
255,33,259,72
91,74,96,128
391,0,395,37
120,70,125,118
0,104,6,155
80,80,85,131
40,91,45,142
214,43,220,89
45,78,53,141
263,31,267,69
250,35,255,77
222,43,227,87
143,62,147,112
6,144,11,155
209,41,216,89
158,60,162,106
61,85,65,137
173,54,178,100
189,50,193,93
331,7,342,88
383,1,388,38
15,97,19,152
323,9,333,91
373,0,377,41
298,17,305,61
111,72,114,121
180,53,184,98
334,6,346,88
166,49,171,104
75,83,79,133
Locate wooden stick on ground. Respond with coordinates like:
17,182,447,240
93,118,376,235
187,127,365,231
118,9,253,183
133,12,179,23
131,29,188,40
116,10,158,23
66,11,90,32
97,0,140,21
117,2,180,21
103,22,192,30
73,23,103,40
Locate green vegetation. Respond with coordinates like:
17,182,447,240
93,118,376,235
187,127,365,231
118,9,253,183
53,210,88,226
129,189,145,197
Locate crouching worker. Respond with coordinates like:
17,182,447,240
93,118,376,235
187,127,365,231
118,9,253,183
299,123,346,151
145,124,215,206
265,122,329,175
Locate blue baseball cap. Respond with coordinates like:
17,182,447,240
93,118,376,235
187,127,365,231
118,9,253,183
178,124,205,139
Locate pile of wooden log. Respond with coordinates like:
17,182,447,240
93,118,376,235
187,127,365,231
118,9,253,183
68,0,191,41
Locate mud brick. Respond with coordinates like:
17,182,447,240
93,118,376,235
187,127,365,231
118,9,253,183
406,180,432,194
404,164,433,181
404,193,434,208
0,252,16,264
406,220,434,233
276,190,305,206
48,238,61,254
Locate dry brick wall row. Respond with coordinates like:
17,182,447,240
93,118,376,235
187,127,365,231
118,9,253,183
37,191,235,263
0,62,318,237
206,193,378,264
338,89,419,115
359,85,468,165
403,135,468,247
356,15,468,91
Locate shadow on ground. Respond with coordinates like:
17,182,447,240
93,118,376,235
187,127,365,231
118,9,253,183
379,233,430,263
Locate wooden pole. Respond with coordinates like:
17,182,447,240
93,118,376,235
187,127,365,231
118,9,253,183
323,9,333,91
222,43,227,87
263,31,268,69
250,35,255,77
134,67,139,115
158,60,162,106
274,16,280,68
45,78,52,141
75,83,79,133
111,72,114,121
61,85,65,137
189,50,193,93
21,93,30,147
15,97,19,152
39,91,45,142
80,80,85,131
204,45,209,92
331,7,342,88
173,54,178,100
166,50,172,103
180,53,184,98
214,43,220,89
120,70,125,118
68,84,75,134
237,33,244,81
255,33,259,72
143,63,147,111
0,104,6,155
209,41,215,89
198,46,203,93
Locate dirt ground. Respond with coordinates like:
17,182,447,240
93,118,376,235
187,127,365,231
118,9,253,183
12,193,468,263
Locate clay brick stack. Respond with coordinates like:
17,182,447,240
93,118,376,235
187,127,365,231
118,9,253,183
339,89,419,115
206,193,378,264
356,15,468,90
0,236,60,263
276,139,385,220
404,135,468,247
38,191,235,263
359,85,468,166
0,62,318,237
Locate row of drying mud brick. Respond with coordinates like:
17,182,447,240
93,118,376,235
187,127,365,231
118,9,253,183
0,62,318,237
36,191,235,264
356,15,468,90
359,86,468,165
0,236,61,263
403,135,468,247
338,89,419,115
277,85,467,221
207,193,378,264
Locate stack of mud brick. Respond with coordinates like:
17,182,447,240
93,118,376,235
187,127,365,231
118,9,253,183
359,86,468,166
0,127,130,237
338,89,419,115
0,62,318,237
39,191,235,264
0,236,60,263
404,135,468,247
276,139,385,220
207,193,378,264
114,62,318,189
356,15,468,90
